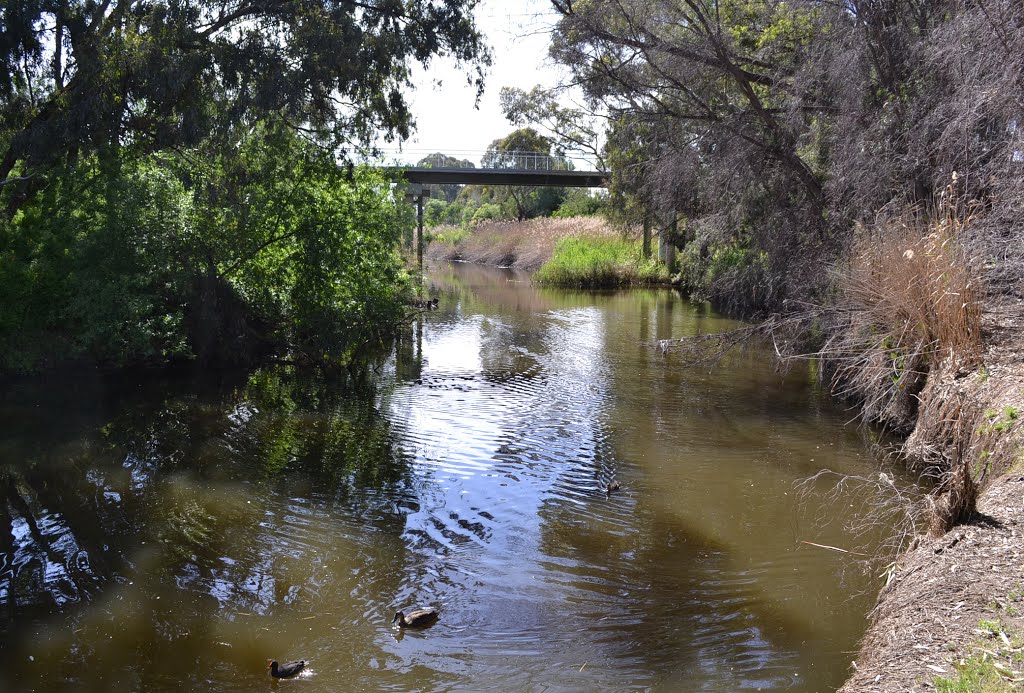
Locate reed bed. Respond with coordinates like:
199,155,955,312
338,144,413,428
534,235,667,287
425,216,621,271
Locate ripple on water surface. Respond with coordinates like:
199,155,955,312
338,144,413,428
0,265,904,692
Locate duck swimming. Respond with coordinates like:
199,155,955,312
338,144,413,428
606,480,621,495
392,607,439,628
267,659,306,678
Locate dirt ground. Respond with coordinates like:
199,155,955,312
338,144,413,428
841,300,1024,692
839,473,1024,691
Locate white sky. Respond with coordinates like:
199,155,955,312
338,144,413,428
384,0,569,166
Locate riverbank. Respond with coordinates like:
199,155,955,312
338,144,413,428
425,216,619,271
840,299,1024,691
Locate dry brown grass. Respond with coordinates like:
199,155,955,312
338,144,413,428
825,193,984,432
425,217,624,271
822,191,987,534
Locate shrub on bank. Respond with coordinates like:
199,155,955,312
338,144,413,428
0,127,412,374
534,235,667,287
675,240,773,316
826,200,983,430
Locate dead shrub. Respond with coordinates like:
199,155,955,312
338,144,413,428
824,190,984,433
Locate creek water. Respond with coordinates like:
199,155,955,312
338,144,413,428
0,262,907,691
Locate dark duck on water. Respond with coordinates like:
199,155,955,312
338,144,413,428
392,607,439,628
267,659,306,678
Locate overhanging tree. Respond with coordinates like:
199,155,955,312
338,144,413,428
0,0,490,214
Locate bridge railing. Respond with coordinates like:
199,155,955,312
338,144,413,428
372,148,602,172
479,150,577,172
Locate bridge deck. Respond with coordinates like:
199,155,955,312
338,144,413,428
394,167,608,188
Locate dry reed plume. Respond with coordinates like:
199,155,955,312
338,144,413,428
425,217,623,271
824,190,984,433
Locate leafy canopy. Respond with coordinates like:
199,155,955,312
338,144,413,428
0,0,490,212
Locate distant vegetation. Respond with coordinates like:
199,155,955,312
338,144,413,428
419,129,608,230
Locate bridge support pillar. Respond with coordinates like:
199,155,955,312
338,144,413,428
405,185,430,272
416,194,424,269
642,215,651,260
659,217,677,272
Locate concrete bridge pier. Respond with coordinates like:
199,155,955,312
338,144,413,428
404,185,431,271
658,217,678,273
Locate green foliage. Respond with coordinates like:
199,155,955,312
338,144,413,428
481,128,567,221
472,203,504,224
979,407,1019,436
706,244,754,281
0,125,412,373
0,154,192,370
933,619,1023,693
0,0,489,214
175,125,412,365
425,198,461,227
934,654,1017,693
417,153,475,203
500,86,601,163
677,241,758,291
553,189,605,218
535,235,667,287
430,226,469,246
978,619,1003,635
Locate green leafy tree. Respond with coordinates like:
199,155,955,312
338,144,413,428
0,0,489,215
168,124,413,365
416,152,475,202
553,189,604,218
0,125,413,372
500,86,602,165
481,128,567,221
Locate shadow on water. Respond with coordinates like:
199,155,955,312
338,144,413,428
0,362,420,690
0,262,917,691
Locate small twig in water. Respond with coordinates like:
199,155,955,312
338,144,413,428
800,540,870,556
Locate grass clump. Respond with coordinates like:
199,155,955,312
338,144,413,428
428,226,469,246
934,653,1018,693
979,407,1019,436
826,191,984,428
934,615,1024,692
534,235,668,287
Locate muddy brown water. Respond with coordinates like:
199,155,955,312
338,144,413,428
0,263,910,691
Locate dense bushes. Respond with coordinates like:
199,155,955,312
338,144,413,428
424,188,605,231
0,127,412,374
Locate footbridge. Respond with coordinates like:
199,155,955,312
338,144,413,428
373,150,610,267
386,150,609,188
